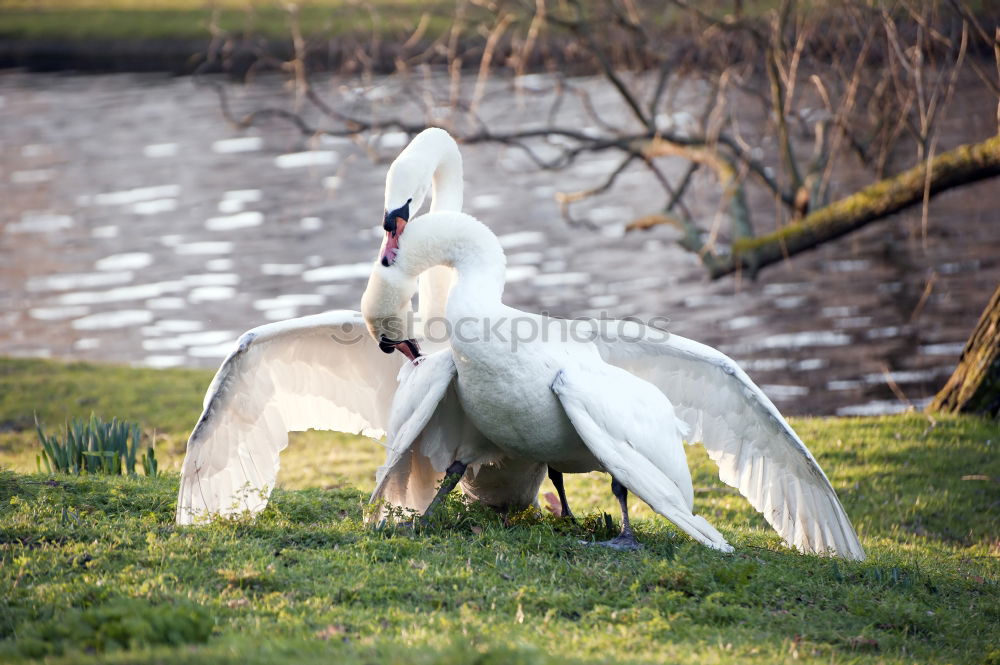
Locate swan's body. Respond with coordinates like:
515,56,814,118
367,210,864,558
177,128,547,524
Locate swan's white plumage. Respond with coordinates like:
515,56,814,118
369,352,457,515
176,311,403,524
551,367,733,552
367,209,865,559
591,324,865,560
370,350,536,516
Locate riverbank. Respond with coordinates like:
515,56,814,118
4,1,996,75
0,0,457,74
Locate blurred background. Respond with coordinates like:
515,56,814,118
2,0,998,417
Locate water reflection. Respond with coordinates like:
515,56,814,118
275,150,339,169
205,211,263,231
8,213,73,233
72,310,153,330
211,137,262,153
95,253,153,271
302,263,375,281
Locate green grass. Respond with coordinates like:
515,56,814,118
0,355,998,664
0,0,461,42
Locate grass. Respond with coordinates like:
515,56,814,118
2,1,995,46
0,0,461,42
0,355,998,664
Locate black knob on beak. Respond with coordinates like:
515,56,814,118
383,198,412,235
383,213,397,235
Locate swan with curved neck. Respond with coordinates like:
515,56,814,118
366,210,866,558
176,129,549,526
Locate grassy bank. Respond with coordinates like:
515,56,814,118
0,0,458,41
0,356,998,663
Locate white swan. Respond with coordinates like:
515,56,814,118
175,128,547,524
364,210,866,559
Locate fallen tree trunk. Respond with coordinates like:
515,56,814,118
928,284,1000,417
703,134,1000,279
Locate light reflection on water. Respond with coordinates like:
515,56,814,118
173,241,234,255
211,136,262,153
95,252,153,271
142,330,236,351
29,306,90,321
275,151,339,169
187,286,236,302
8,213,74,234
71,310,153,330
90,184,180,206
205,211,264,231
58,281,185,305
143,143,178,158
302,263,375,282
28,271,133,292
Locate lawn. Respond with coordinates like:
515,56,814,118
0,355,998,664
0,0,462,41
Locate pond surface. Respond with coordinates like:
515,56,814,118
1,71,998,416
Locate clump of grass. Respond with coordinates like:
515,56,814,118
35,413,157,477
10,598,212,659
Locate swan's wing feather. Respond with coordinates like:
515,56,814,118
550,368,732,552
370,351,457,514
592,322,865,560
369,350,546,516
176,310,403,525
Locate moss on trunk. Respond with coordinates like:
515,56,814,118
929,283,1000,417
713,134,1000,279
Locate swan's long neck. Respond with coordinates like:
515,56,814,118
388,128,464,335
385,127,464,216
427,138,463,213
419,131,462,324
398,212,506,317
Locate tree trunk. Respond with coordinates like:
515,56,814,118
704,134,1000,279
928,284,1000,417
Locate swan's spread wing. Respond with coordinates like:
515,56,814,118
550,368,732,552
177,311,403,525
591,322,864,560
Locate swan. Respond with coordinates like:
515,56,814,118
364,209,866,559
175,128,548,524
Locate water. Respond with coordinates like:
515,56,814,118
1,71,998,415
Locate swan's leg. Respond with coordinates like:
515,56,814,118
547,467,574,518
598,477,642,551
421,460,467,522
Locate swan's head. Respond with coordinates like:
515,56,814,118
380,128,463,266
367,211,504,363
380,197,412,267
360,260,420,362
